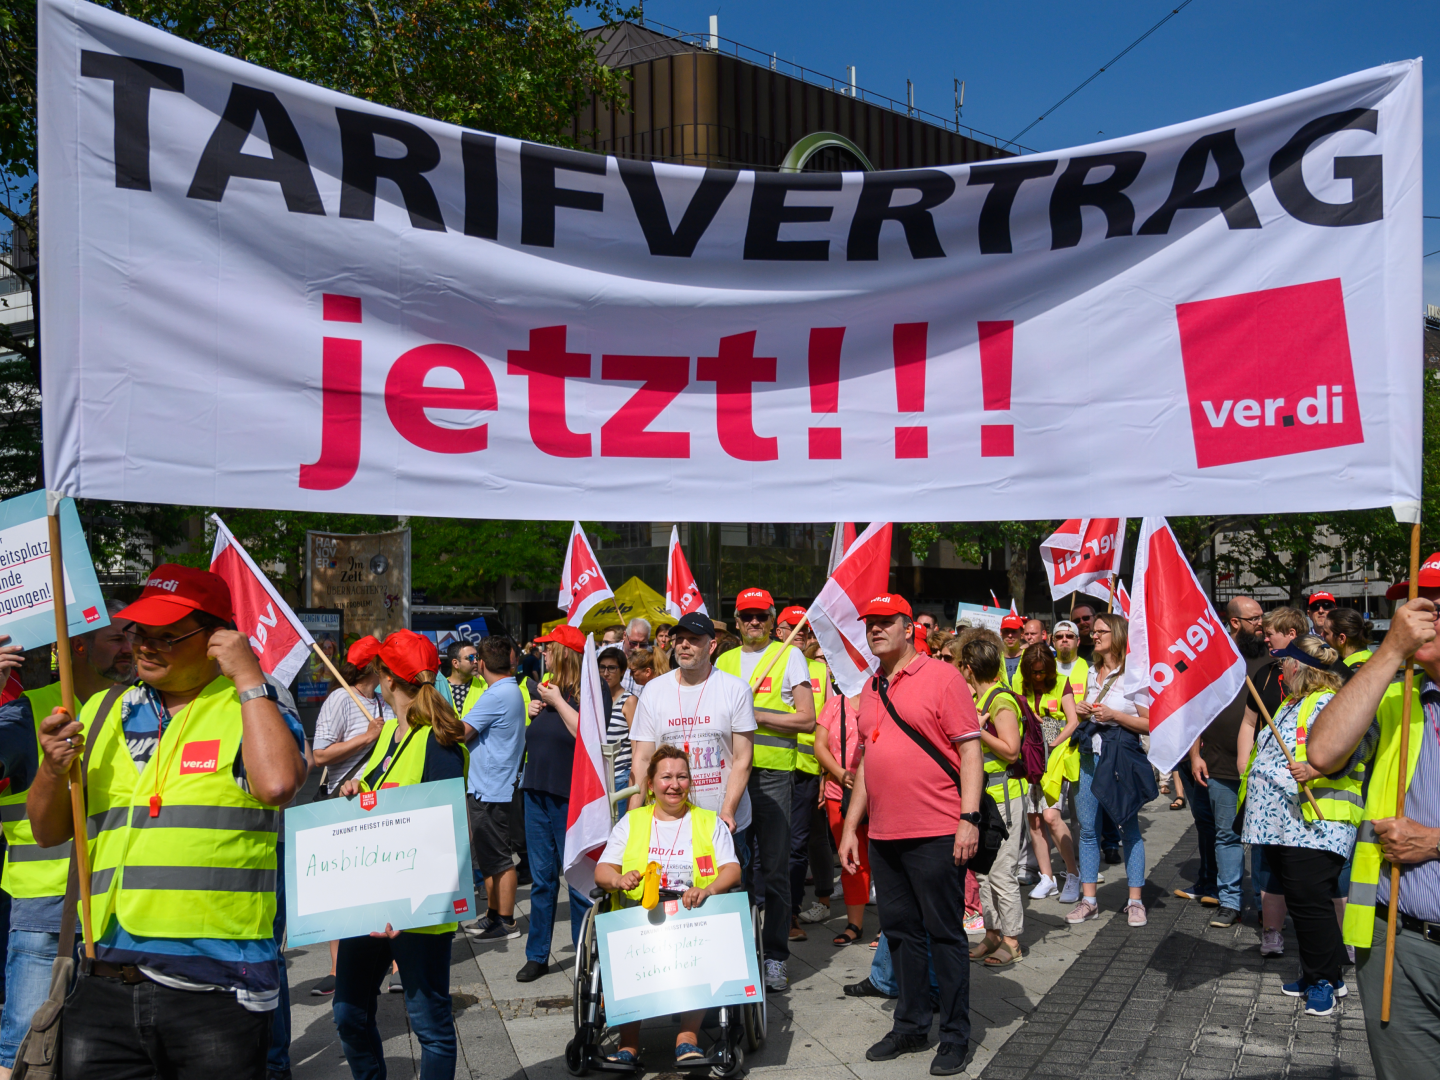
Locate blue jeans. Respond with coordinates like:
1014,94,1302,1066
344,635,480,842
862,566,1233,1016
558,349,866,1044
1204,777,1244,911
1077,755,1145,888
1179,769,1218,897
869,932,940,998
0,928,60,1068
270,837,291,1075
333,931,456,1080
523,791,591,964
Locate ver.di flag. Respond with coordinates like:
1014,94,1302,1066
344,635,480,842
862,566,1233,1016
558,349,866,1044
564,635,612,894
1042,519,1127,601
1122,518,1246,773
558,522,614,629
665,526,706,619
210,514,314,686
806,522,892,697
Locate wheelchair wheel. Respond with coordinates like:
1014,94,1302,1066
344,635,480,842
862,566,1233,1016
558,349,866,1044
743,903,767,1050
565,1036,592,1077
573,904,598,1031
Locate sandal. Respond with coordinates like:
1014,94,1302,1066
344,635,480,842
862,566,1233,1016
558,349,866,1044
833,922,862,946
1159,781,1170,796
1170,796,1186,811
969,936,1000,961
605,1049,639,1065
675,1042,705,1063
868,935,881,950
983,944,1022,968
789,921,808,942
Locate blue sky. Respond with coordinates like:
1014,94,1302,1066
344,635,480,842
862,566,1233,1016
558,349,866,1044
587,0,1438,308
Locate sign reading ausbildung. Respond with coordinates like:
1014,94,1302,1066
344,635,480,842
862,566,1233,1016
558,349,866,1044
0,490,109,650
284,777,475,947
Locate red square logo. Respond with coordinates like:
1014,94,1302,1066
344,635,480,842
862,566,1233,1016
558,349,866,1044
664,900,679,915
453,898,470,914
745,985,758,998
758,677,772,693
178,740,220,774
82,607,100,623
1176,279,1363,468
696,855,715,876
359,791,378,811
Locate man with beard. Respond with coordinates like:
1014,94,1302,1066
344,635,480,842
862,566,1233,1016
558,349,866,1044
1178,596,1284,928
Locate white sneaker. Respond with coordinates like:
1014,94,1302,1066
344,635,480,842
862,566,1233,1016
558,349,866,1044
1260,928,1285,957
1030,875,1058,900
764,958,788,991
798,901,831,924
1095,870,1106,884
1058,875,1081,904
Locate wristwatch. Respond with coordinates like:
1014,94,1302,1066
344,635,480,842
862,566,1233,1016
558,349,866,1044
237,683,279,705
959,811,982,825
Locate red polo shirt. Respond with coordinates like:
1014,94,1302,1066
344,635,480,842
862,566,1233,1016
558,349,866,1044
856,654,982,840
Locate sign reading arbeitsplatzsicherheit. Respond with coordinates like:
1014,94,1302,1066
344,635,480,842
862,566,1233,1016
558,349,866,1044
0,490,109,649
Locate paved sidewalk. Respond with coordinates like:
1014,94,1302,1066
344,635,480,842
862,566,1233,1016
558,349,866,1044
288,794,1224,1079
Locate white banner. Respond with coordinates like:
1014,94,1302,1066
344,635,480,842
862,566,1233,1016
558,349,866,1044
39,0,1423,521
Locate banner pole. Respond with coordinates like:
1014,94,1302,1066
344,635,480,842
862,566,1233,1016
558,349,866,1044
1244,676,1325,823
47,498,96,959
749,615,809,692
1106,575,1118,615
308,642,378,726
1381,519,1422,1023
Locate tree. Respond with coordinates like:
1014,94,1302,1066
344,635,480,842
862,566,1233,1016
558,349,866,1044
908,520,1060,615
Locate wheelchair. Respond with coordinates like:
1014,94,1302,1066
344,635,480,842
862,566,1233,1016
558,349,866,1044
564,746,767,1077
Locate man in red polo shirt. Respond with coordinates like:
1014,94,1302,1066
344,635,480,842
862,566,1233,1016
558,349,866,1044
838,594,982,1076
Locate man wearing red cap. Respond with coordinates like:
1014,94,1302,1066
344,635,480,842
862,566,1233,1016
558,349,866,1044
838,594,983,1077
777,605,835,934
27,564,309,1077
998,613,1026,690
714,588,815,991
1307,591,1337,636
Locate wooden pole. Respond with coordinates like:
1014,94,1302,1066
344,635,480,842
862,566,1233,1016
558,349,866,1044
308,641,378,725
47,499,96,959
749,615,809,692
1244,675,1325,822
1106,575,1118,615
1381,519,1422,1022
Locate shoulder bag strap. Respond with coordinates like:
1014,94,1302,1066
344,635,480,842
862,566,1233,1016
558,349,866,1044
875,677,962,798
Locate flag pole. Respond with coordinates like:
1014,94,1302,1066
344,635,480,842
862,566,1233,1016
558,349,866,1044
749,615,810,691
46,496,96,958
1244,676,1324,822
308,642,378,726
1382,519,1422,1022
1106,575,1118,614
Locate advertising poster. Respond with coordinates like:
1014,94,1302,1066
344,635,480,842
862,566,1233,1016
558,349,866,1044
295,608,342,707
306,530,411,639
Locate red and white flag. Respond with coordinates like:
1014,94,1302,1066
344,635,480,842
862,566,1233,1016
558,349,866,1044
827,522,858,576
1122,518,1245,773
806,522,892,697
1115,580,1132,618
988,589,1001,609
558,522,615,628
564,635,613,893
209,514,313,685
1041,518,1127,600
665,526,707,619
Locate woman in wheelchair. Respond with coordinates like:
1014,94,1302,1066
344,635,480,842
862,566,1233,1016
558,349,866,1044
594,745,742,1066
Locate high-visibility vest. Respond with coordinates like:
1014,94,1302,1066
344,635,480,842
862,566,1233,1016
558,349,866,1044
979,686,1028,801
440,676,486,715
619,803,721,901
715,642,799,771
79,678,282,942
1343,650,1373,668
1013,671,1067,723
1,684,77,900
1055,657,1091,700
356,719,471,933
1344,678,1421,948
795,659,827,776
1237,691,1363,825
998,653,1024,692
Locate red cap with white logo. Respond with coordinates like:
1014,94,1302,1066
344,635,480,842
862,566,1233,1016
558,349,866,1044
115,564,234,627
735,588,774,612
1386,554,1440,600
777,605,807,628
534,624,586,653
1000,613,1026,630
857,594,913,619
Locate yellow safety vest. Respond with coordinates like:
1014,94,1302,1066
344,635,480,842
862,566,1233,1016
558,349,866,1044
355,719,471,934
619,803,721,901
1,684,76,899
443,676,486,715
1343,649,1373,668
1013,671,1067,723
715,642,800,771
979,686,1028,801
1344,678,1421,948
79,678,282,942
1056,657,1091,700
1237,691,1364,828
795,659,827,776
998,652,1025,692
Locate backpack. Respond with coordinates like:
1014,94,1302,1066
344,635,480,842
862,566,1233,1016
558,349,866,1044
982,686,1049,784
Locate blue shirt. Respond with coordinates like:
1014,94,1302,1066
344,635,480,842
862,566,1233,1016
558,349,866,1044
462,678,526,802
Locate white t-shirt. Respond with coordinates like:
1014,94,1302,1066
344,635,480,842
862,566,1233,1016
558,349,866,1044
1085,665,1150,753
599,809,739,892
736,646,813,708
312,686,393,792
630,667,757,831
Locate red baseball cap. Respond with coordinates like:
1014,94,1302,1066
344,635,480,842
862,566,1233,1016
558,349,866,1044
1000,614,1026,630
857,594,913,619
535,624,586,653
378,629,439,683
347,635,382,667
735,588,774,612
115,563,233,627
1307,591,1337,606
1386,553,1440,600
777,605,807,628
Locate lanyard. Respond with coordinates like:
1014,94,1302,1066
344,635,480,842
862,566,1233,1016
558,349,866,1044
150,696,199,818
650,810,688,887
674,673,713,756
376,724,422,789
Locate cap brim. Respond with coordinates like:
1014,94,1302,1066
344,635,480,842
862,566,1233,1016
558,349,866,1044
114,594,202,627
1385,582,1410,600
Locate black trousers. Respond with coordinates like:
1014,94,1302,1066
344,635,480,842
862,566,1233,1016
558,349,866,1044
869,834,971,1047
1266,844,1347,987
63,971,270,1079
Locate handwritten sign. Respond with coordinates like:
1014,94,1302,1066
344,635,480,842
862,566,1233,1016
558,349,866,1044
0,491,108,650
284,777,474,946
594,892,761,1026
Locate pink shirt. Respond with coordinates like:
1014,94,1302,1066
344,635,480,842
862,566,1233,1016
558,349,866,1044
856,654,982,840
816,694,862,802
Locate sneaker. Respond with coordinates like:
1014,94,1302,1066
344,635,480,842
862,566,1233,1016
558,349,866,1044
963,910,985,935
1283,978,1347,999
1126,900,1148,927
1199,895,1221,907
866,1031,930,1061
930,1041,967,1076
387,973,404,993
843,977,895,999
798,900,831,924
1029,874,1058,900
1304,980,1336,1016
1095,870,1106,884
764,959,788,992
1209,907,1240,928
468,917,521,941
1058,875,1081,904
1065,899,1099,924
515,960,547,983
1260,929,1285,957
1103,846,1122,865
310,974,336,997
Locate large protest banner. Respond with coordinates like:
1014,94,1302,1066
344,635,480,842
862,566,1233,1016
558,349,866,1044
38,0,1422,522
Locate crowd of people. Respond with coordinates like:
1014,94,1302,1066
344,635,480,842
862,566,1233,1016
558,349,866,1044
0,562,1433,1080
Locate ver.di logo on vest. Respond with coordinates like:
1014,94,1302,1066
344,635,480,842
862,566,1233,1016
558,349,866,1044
179,740,221,774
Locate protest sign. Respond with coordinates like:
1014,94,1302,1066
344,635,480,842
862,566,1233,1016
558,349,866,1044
284,777,474,946
595,892,762,1026
305,529,411,638
0,490,108,650
37,0,1422,523
954,602,1006,634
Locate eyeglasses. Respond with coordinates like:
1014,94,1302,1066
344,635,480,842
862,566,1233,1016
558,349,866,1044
1308,601,1336,611
737,612,769,624
123,626,208,653
597,664,622,674
1092,628,1113,637
1236,615,1264,625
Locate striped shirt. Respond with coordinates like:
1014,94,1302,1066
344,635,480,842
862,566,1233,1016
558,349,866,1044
1375,679,1440,922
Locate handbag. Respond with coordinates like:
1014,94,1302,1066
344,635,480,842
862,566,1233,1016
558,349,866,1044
874,677,1008,875
13,684,124,1079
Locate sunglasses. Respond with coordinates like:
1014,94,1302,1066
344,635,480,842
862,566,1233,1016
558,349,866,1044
1308,601,1336,611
